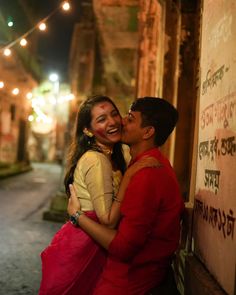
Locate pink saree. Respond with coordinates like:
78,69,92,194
38,212,106,295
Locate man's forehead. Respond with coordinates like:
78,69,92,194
128,110,141,118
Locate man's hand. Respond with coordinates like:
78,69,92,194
67,184,81,216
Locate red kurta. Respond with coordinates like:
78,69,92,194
94,147,184,295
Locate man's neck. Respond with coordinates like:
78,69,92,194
129,141,156,160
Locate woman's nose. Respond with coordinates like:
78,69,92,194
108,116,118,125
122,117,127,125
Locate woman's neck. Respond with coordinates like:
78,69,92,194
95,142,113,157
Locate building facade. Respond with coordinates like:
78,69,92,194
68,1,235,294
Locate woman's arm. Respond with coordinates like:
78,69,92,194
98,170,131,228
82,153,161,228
68,158,161,248
68,184,116,250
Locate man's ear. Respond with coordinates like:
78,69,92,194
143,126,155,140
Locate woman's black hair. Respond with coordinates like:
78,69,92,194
64,95,126,195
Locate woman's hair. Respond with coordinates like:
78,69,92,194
64,95,126,195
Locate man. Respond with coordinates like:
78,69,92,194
68,97,184,294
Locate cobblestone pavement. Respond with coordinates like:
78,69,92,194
0,163,64,295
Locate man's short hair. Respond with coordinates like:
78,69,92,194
130,97,179,146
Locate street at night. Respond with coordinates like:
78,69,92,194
0,0,235,294
0,163,64,295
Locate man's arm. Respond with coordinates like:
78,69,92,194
68,184,117,250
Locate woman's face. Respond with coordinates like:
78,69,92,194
90,101,122,147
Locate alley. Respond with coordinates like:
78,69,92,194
0,163,64,295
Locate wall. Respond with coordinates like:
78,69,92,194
193,1,236,294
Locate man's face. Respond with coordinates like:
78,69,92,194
121,110,144,145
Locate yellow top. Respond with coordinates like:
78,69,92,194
73,150,122,217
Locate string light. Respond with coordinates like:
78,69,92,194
20,38,27,47
62,1,70,11
26,92,33,99
0,2,74,126
3,48,11,56
0,1,72,54
28,115,34,122
38,22,47,31
12,88,20,95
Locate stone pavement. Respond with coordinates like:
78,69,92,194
0,162,64,295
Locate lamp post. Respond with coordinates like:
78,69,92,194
49,73,59,162
43,72,68,222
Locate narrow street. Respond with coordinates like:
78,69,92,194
0,163,64,295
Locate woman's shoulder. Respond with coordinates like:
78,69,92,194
79,150,109,166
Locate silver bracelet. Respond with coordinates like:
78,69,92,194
69,210,84,226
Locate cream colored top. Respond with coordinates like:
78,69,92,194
73,150,122,217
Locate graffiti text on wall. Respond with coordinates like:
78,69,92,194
202,65,229,95
199,136,236,161
204,169,220,194
195,198,235,240
208,13,232,48
201,91,236,129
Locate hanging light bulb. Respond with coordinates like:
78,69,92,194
38,22,47,31
62,1,70,11
7,16,14,27
3,48,11,56
12,88,19,95
28,115,34,122
26,92,33,99
0,81,4,88
20,38,27,47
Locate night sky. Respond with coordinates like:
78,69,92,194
38,0,80,80
37,0,81,82
1,0,81,82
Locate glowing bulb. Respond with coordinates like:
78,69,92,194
28,115,34,122
7,16,14,27
12,88,19,95
20,38,27,47
8,21,14,27
3,48,11,56
67,94,75,101
0,81,4,88
26,92,33,99
38,22,47,31
49,73,59,82
62,1,70,11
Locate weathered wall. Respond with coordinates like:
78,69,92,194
193,1,236,294
0,54,37,164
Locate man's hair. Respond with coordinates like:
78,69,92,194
130,97,179,146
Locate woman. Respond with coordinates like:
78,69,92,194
38,95,150,295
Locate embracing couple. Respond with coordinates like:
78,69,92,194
39,95,184,295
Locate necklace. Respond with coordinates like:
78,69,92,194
95,142,113,156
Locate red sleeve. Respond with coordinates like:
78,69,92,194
108,167,162,261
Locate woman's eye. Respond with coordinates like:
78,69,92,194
97,118,105,123
111,111,119,117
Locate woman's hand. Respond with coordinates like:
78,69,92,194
114,157,161,204
125,156,161,180
67,184,81,216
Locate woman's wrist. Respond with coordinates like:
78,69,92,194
69,210,84,226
